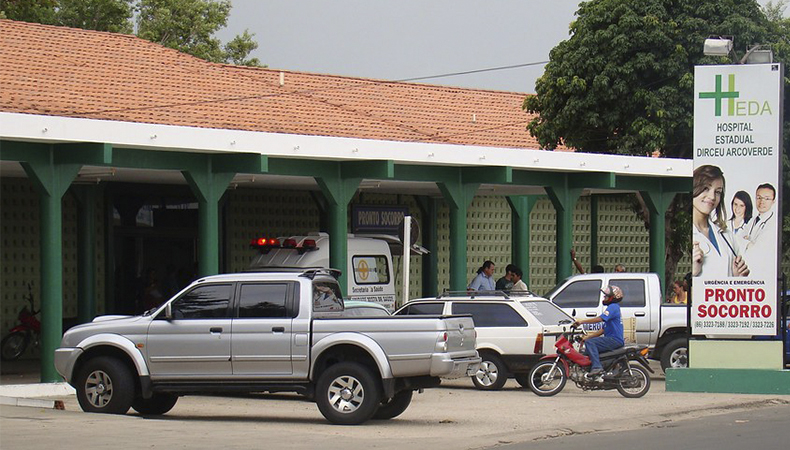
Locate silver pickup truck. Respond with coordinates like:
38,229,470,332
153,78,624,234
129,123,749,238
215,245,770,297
546,273,688,372
55,269,480,425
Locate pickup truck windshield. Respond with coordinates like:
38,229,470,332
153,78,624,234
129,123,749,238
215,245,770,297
520,301,573,325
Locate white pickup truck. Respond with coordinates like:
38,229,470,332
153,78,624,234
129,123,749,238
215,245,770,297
545,273,688,372
54,269,480,425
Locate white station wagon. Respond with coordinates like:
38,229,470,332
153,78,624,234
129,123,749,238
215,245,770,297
395,291,574,390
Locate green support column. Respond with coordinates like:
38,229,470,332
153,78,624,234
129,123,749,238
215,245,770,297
12,146,81,382
416,196,440,297
182,163,235,277
591,195,599,269
438,179,479,291
545,180,582,283
315,161,393,296
73,185,99,324
640,188,676,293
315,175,358,296
506,195,539,286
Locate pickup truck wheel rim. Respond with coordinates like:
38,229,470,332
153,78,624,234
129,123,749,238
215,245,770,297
327,375,364,414
84,370,113,408
475,361,499,386
669,348,688,368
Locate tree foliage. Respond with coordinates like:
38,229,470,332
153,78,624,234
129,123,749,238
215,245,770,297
0,0,260,66
525,0,770,157
525,0,790,285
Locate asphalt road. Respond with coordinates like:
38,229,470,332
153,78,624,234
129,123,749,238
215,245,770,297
1,377,788,450
500,402,790,450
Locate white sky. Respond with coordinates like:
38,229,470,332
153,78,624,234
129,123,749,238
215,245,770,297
219,0,781,94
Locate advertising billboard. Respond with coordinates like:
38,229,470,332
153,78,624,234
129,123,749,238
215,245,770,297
692,64,783,336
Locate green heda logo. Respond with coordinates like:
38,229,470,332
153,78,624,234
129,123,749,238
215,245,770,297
698,73,772,117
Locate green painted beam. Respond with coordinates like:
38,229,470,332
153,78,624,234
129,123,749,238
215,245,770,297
569,172,615,190
511,169,564,187
462,166,512,184
393,164,460,182
0,140,50,161
54,143,113,165
268,158,339,177
212,153,268,174
616,175,691,193
342,160,394,179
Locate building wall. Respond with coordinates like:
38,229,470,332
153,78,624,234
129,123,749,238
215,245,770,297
0,177,105,342
8,177,775,344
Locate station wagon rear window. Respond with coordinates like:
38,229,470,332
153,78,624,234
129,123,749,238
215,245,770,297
451,303,527,328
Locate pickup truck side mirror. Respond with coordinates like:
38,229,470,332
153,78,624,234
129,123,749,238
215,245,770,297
165,303,173,320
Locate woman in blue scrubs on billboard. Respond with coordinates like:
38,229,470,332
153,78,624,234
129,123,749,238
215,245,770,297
691,165,750,278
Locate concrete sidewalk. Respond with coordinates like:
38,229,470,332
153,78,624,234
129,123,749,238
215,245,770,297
1,377,788,450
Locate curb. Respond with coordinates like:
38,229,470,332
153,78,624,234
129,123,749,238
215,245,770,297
0,396,66,410
0,382,75,398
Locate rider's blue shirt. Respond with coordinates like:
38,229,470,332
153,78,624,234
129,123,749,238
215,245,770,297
600,303,624,346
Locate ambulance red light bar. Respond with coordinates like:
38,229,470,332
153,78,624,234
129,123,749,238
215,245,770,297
250,237,281,248
302,239,317,249
282,238,298,248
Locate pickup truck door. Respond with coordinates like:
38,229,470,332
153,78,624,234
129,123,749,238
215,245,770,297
231,282,294,376
549,279,604,332
146,283,233,377
607,277,651,344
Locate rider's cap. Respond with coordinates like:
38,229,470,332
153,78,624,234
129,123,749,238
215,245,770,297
601,285,623,300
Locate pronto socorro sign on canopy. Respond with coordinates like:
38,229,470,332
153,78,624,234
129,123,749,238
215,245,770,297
692,64,783,336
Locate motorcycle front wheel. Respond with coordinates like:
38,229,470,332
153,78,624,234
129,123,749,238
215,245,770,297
616,364,651,398
1,331,29,361
527,361,567,396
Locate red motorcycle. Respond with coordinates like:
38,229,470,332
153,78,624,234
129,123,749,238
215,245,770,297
1,283,40,361
527,326,653,398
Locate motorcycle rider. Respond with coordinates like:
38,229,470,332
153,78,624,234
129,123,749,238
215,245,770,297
572,285,625,377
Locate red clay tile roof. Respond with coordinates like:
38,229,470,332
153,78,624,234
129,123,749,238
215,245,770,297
0,19,556,150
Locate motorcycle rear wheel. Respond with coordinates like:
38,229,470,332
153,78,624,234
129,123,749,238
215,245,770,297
527,361,566,396
1,331,29,361
616,364,650,398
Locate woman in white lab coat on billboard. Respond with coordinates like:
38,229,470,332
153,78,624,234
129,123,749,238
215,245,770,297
691,165,750,278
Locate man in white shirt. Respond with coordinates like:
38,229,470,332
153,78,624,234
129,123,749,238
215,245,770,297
742,183,778,277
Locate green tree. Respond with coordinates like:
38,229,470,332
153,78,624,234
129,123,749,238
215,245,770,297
137,0,259,65
0,0,261,66
524,0,787,287
0,0,59,23
58,0,134,33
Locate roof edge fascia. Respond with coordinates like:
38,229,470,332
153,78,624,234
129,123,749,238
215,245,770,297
0,112,691,178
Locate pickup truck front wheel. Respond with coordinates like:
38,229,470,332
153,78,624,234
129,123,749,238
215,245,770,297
75,356,134,415
660,338,689,373
316,362,382,425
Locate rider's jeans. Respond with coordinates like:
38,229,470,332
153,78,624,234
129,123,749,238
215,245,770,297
585,336,623,370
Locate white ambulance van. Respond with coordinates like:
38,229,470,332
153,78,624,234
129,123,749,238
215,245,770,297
249,232,421,310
